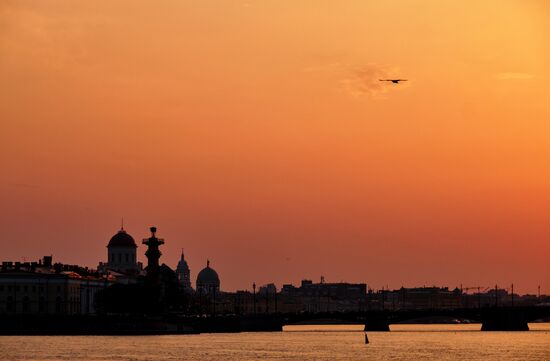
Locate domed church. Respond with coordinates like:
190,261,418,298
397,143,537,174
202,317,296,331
196,260,220,295
104,227,140,274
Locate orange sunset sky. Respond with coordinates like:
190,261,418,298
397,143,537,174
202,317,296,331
1,1,549,293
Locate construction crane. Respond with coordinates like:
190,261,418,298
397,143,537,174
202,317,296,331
460,285,490,308
461,286,489,294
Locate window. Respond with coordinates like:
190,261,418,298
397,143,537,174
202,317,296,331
125,254,129,262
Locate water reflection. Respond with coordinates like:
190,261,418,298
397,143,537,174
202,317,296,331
0,324,548,361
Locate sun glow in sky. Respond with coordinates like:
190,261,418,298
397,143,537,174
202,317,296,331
1,1,549,292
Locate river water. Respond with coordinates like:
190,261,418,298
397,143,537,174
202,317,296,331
0,324,548,360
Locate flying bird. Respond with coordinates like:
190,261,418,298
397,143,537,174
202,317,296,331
379,79,408,84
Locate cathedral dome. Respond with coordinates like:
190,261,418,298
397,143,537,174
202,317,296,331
108,229,137,248
196,260,220,287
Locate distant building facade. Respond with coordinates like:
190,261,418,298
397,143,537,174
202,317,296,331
392,286,462,309
0,257,112,315
280,279,368,312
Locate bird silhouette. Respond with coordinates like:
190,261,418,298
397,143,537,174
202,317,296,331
379,79,408,84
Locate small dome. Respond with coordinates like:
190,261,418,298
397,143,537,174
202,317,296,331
196,261,220,286
108,229,137,248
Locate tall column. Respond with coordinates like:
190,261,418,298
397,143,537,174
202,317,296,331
142,227,165,286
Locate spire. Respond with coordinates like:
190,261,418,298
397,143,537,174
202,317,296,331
207,259,210,267
120,217,124,231
181,248,185,260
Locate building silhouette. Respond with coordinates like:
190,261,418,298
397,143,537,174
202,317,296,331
97,226,188,314
196,260,220,295
176,250,193,293
0,256,111,315
98,227,142,275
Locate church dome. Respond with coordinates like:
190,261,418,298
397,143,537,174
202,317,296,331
108,229,137,248
196,261,220,286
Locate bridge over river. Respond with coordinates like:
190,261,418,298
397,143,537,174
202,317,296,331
186,306,550,333
1,306,548,335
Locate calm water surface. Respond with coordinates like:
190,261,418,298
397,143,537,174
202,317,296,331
1,324,549,361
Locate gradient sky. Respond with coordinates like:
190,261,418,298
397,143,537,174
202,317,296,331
1,1,549,293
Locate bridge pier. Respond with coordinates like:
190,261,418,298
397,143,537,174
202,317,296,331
481,309,529,331
364,316,390,331
364,322,390,331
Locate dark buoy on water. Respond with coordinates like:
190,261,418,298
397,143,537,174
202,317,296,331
364,332,369,344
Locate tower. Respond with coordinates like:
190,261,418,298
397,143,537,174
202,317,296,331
176,249,192,292
142,226,164,286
